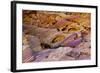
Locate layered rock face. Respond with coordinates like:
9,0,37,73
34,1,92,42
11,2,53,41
22,10,91,63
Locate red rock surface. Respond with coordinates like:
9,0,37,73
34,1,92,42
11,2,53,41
22,10,91,63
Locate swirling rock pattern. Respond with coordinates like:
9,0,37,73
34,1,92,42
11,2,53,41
22,10,91,63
